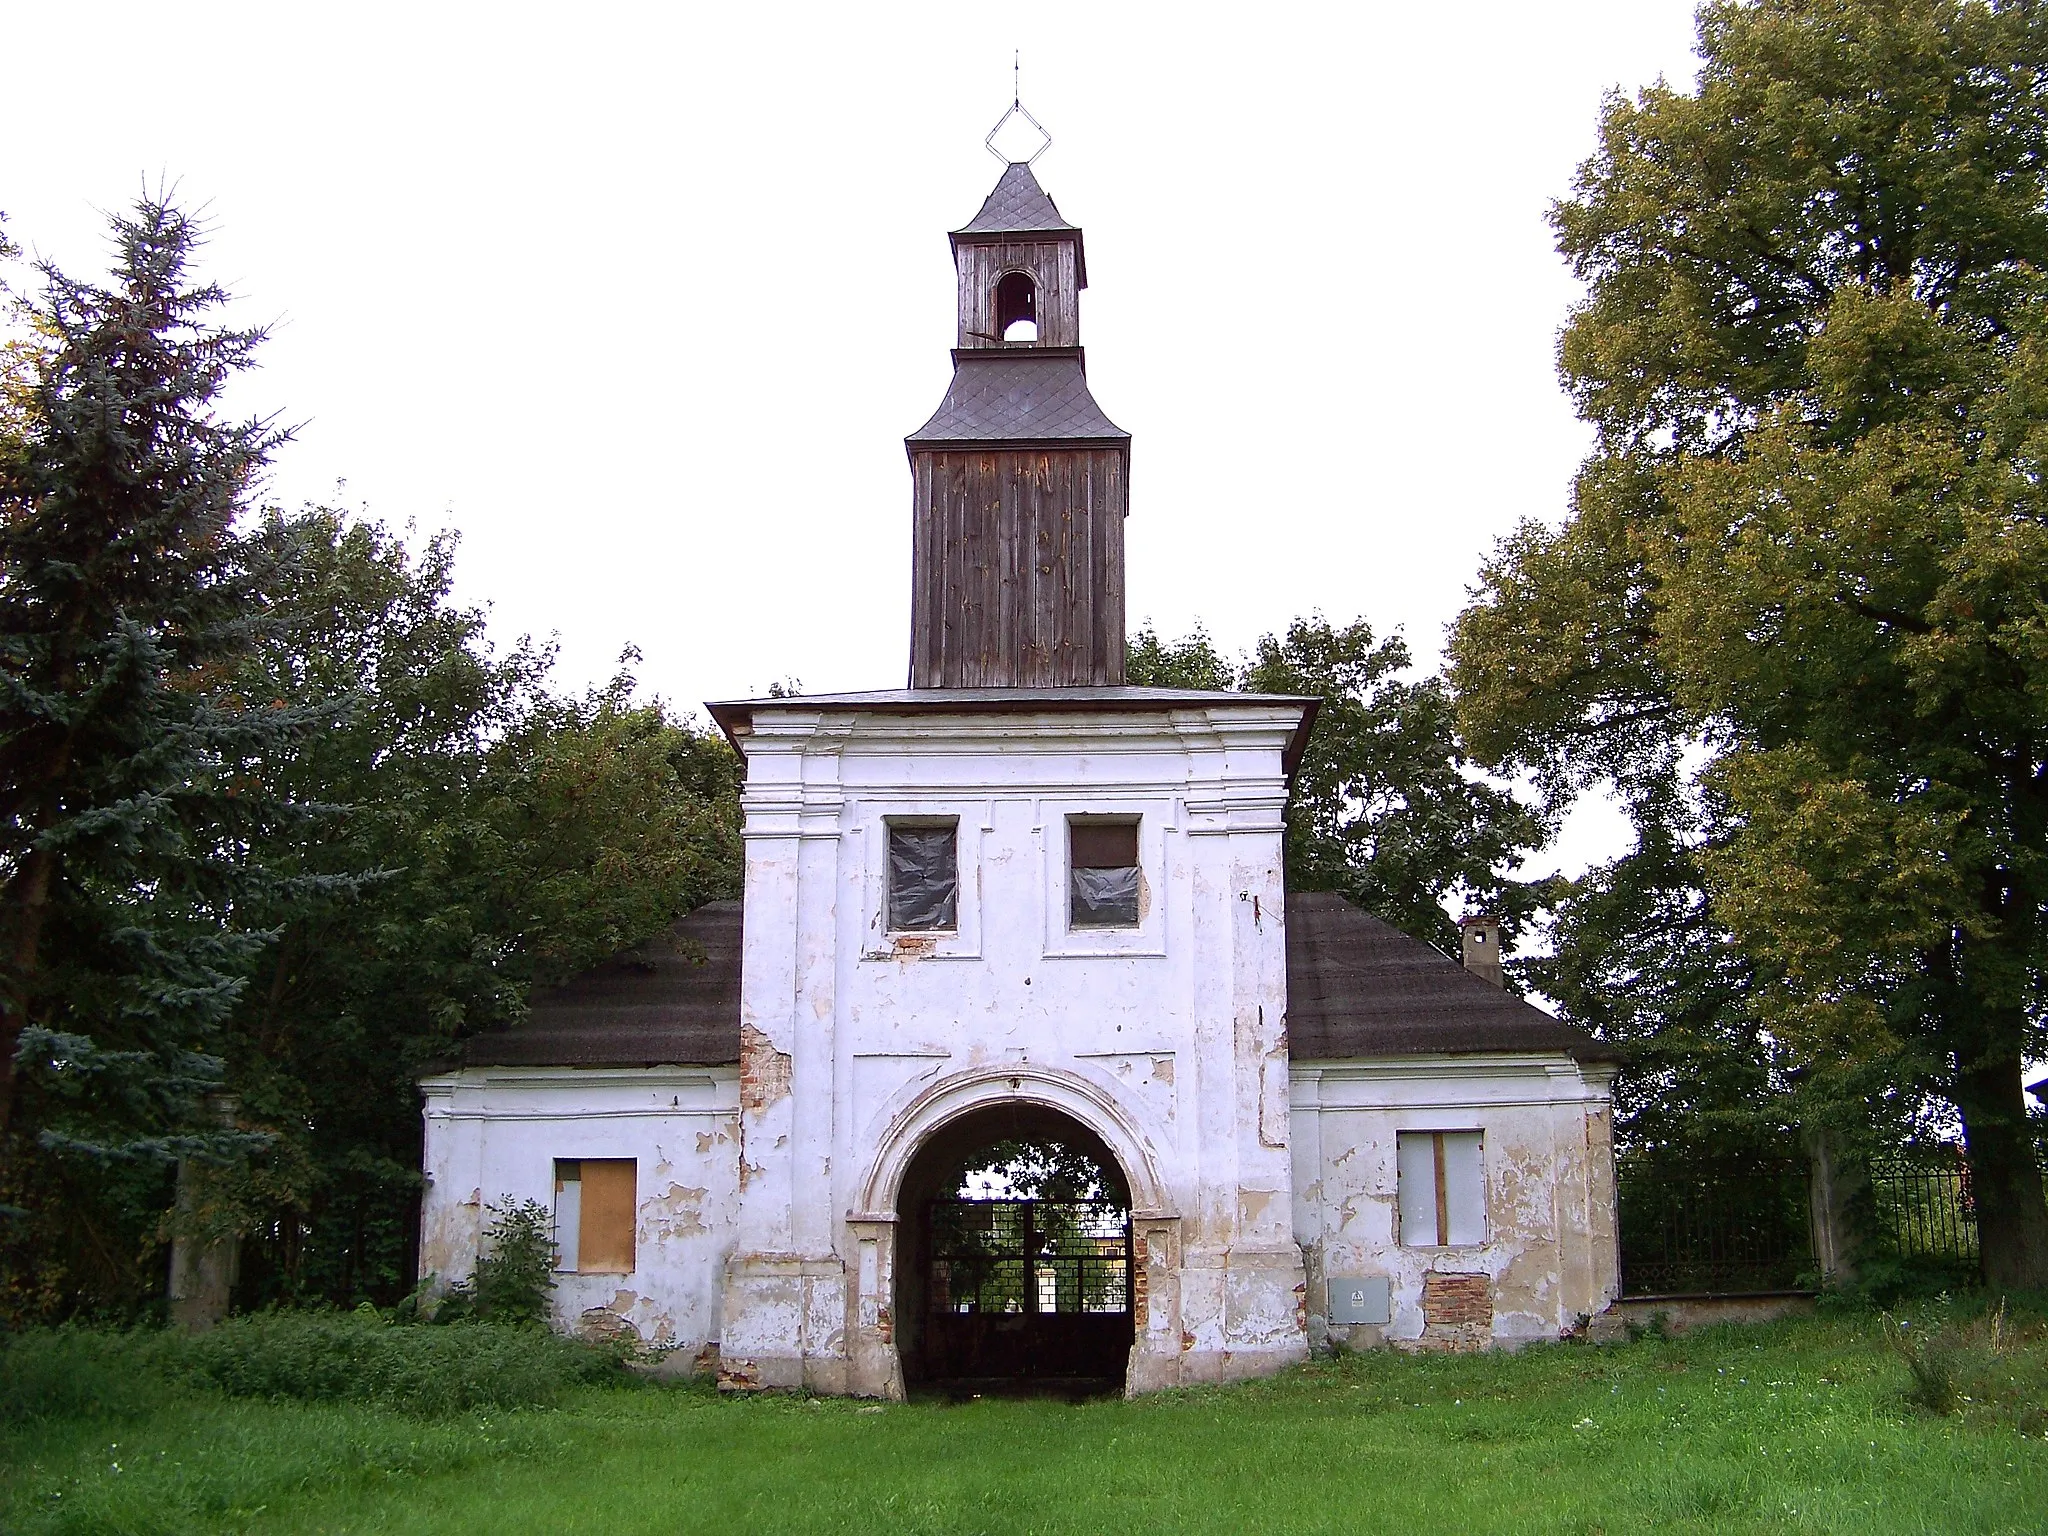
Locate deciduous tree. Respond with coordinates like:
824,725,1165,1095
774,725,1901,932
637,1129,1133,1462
220,513,742,1305
1450,0,2048,1285
1130,619,1546,956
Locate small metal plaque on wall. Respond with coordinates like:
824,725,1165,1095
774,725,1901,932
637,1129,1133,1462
1328,1275,1391,1325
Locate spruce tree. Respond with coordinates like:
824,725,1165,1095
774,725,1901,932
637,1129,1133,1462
0,197,313,1221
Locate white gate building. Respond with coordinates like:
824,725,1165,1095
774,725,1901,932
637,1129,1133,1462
418,157,1620,1396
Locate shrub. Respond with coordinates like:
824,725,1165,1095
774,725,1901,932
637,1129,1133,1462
436,1199,556,1326
1884,1312,1964,1415
0,1326,177,1424
1885,1298,2048,1432
1,1308,629,1424
179,1309,623,1414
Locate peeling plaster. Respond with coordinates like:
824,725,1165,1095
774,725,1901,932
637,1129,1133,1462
740,1024,792,1111
644,1183,709,1240
1291,1060,1618,1346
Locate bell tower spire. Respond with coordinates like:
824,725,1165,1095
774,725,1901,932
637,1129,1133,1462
949,162,1086,349
906,152,1130,688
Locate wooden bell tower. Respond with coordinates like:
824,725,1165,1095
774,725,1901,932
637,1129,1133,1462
906,161,1130,688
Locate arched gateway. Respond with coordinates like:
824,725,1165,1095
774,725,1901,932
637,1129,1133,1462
417,143,1624,1394
895,1102,1133,1391
854,1067,1172,1393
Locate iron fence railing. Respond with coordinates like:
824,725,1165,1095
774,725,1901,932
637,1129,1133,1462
1617,1158,1812,1296
1618,1143,1999,1295
1868,1154,1977,1264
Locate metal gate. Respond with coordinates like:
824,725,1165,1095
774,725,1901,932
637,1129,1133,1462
923,1198,1133,1383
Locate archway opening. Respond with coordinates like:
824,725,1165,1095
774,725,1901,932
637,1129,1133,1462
995,271,1038,342
895,1102,1133,1394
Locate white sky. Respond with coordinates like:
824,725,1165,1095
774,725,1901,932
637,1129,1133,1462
4,1,1706,873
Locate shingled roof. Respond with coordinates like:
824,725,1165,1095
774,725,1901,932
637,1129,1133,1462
955,162,1078,237
459,901,743,1068
452,892,1609,1070
907,352,1126,446
1286,892,1613,1062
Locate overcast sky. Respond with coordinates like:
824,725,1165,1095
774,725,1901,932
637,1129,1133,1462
4,1,1706,868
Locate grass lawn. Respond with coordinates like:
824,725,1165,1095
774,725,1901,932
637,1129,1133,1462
4,1314,2043,1535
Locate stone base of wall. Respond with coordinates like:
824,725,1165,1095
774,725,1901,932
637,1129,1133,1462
1612,1291,1815,1336
718,1255,852,1394
1131,1339,1309,1392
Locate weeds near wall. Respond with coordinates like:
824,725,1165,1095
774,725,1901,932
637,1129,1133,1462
1884,1297,2048,1431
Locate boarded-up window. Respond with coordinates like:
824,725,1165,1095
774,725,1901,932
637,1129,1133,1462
888,823,958,931
554,1159,636,1273
1397,1131,1485,1247
1069,819,1139,928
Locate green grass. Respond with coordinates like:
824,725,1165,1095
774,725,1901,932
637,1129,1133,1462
4,1315,2045,1535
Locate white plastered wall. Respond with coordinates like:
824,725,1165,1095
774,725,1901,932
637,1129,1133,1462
417,1066,739,1353
1290,1054,1619,1347
719,701,1311,1396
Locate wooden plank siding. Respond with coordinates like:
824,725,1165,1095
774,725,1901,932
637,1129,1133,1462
954,240,1080,349
910,447,1128,687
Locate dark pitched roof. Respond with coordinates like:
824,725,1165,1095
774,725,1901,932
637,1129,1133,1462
1286,892,1614,1062
458,901,743,1068
955,162,1077,237
908,351,1126,447
452,891,1610,1071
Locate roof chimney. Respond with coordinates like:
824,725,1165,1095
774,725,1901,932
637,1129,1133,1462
1460,916,1504,988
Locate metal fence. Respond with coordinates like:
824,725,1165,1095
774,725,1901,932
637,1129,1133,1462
1868,1154,1977,1265
1618,1144,1993,1296
1617,1157,1812,1296
927,1199,1131,1316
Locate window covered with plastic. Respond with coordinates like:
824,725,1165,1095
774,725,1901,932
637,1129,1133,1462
888,822,958,931
1069,820,1139,928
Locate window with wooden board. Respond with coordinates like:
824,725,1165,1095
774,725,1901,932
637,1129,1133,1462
553,1159,637,1274
1396,1131,1485,1247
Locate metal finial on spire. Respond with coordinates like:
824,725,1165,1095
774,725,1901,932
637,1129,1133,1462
984,57,1052,165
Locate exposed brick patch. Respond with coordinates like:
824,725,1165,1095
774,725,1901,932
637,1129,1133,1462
1422,1272,1491,1326
1132,1234,1149,1326
1420,1272,1492,1351
739,1024,792,1112
717,1355,761,1391
575,1307,641,1346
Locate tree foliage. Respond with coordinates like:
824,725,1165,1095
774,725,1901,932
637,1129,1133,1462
1129,619,1546,956
218,513,742,1309
0,204,744,1320
1450,0,2048,1284
0,200,331,1314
